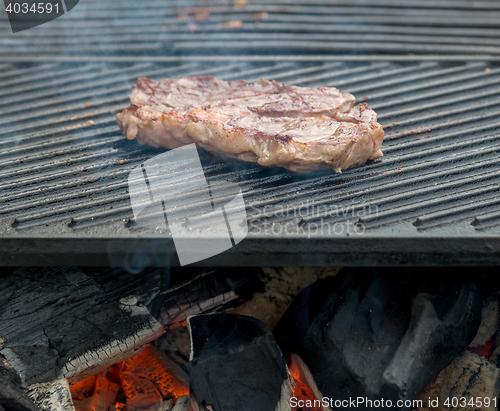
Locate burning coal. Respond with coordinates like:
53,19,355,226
70,345,189,411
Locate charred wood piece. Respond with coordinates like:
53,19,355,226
144,399,174,411
415,351,499,411
28,379,75,411
171,396,190,411
273,268,484,411
0,267,263,385
0,357,38,411
188,314,293,411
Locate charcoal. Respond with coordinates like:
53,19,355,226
0,357,38,411
28,379,75,411
0,267,264,385
172,396,190,411
415,351,499,411
188,314,293,411
273,268,483,411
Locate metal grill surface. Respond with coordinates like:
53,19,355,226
1,59,500,266
2,0,500,58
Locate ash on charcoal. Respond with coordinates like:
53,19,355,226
414,351,499,411
188,314,293,411
273,267,484,411
144,398,173,411
171,396,190,411
232,267,340,330
470,297,499,348
28,380,75,411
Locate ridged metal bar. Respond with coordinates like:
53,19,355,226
13,24,500,40
473,210,500,230
173,41,500,55
9,33,500,48
414,196,500,230
4,0,500,59
0,58,500,264
359,176,500,227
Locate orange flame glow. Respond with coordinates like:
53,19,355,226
121,345,189,408
70,345,189,411
288,355,323,411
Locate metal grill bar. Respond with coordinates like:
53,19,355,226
9,33,500,48
13,24,500,40
173,41,500,55
2,0,500,265
3,0,500,58
1,61,500,238
416,196,500,229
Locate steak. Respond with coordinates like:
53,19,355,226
116,76,384,173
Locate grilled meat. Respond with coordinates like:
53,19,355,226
117,76,384,173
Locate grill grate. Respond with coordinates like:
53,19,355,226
0,59,500,266
2,0,500,265
3,0,500,57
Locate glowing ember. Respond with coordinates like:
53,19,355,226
70,345,189,411
467,338,494,358
121,345,189,408
288,354,323,411
71,375,120,411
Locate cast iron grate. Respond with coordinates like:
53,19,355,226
3,0,500,57
0,59,500,266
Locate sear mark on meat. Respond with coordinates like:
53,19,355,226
116,76,384,173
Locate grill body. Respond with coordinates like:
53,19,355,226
1,1,500,266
